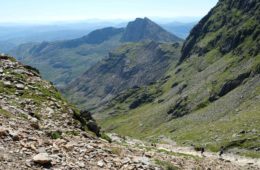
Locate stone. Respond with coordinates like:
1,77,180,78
33,153,52,165
0,128,8,137
97,160,104,167
9,131,20,141
64,141,77,150
15,83,25,90
77,161,85,168
30,122,40,129
3,81,11,87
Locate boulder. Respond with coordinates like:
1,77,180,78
87,120,101,137
32,153,51,165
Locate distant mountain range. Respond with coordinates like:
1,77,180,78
10,18,182,87
0,20,194,53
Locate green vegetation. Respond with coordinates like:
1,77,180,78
10,31,124,87
154,159,179,170
110,147,123,156
94,0,260,158
50,131,62,139
157,149,200,160
100,132,112,143
65,130,80,136
0,108,12,118
65,41,181,110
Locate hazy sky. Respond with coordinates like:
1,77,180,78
0,0,218,23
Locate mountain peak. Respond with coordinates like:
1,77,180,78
121,17,182,43
134,17,151,22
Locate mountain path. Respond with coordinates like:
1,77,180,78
108,133,260,169
157,143,260,168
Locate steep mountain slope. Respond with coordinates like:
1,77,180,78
95,0,260,158
65,41,181,110
121,18,182,42
10,18,182,88
1,55,249,169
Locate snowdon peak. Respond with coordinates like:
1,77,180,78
121,17,182,43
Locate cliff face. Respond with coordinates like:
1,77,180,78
180,0,259,63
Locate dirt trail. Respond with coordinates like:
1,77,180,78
157,143,260,168
108,133,260,169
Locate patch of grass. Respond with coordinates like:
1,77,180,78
50,131,62,139
154,159,179,170
101,132,112,143
239,151,260,159
0,108,12,118
65,130,80,136
110,147,123,156
157,148,201,160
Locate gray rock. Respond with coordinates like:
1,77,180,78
97,160,104,167
33,153,52,164
3,81,11,87
15,83,25,90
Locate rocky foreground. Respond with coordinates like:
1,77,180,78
0,55,259,169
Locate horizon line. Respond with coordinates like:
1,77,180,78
0,16,202,25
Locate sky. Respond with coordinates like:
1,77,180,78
0,0,218,24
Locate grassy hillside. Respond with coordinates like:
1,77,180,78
96,0,260,158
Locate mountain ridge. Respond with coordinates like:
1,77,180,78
10,18,182,87
64,41,181,110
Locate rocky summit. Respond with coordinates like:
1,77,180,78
121,17,182,43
